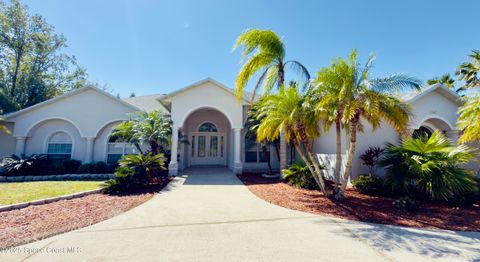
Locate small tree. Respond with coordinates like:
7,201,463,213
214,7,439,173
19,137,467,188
359,146,384,176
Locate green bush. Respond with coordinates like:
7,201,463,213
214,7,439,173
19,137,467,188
103,153,167,194
379,130,477,201
284,160,319,190
78,161,108,174
0,154,47,176
352,174,385,196
392,197,419,212
62,159,82,174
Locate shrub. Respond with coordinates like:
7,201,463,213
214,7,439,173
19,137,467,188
62,159,82,174
78,161,108,174
103,153,167,194
0,154,47,176
359,146,384,175
352,174,385,196
284,160,319,190
380,130,477,201
393,197,419,212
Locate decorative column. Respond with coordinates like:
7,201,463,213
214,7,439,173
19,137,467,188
445,130,459,145
233,128,243,174
85,137,95,163
168,127,179,176
15,136,26,156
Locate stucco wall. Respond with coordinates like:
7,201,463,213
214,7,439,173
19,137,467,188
409,90,459,130
0,122,16,157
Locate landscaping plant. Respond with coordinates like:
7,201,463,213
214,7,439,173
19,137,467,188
359,146,384,176
352,174,385,196
284,160,319,190
0,154,47,176
380,130,477,201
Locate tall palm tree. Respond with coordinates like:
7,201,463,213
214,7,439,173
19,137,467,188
254,85,328,196
233,29,310,173
457,50,480,89
314,50,421,198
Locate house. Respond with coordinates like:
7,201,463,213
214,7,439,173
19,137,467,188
0,78,470,177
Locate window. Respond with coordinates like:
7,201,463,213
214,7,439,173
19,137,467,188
47,132,72,160
245,137,269,163
198,122,218,132
106,135,138,164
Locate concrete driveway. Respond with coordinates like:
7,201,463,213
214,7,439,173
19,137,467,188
1,167,479,262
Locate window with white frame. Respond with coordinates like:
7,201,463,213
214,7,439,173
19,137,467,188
244,136,269,163
106,135,138,164
47,132,72,159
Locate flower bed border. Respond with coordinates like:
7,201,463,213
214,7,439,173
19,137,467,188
0,173,114,182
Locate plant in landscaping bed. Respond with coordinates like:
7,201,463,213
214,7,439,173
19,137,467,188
380,130,477,201
78,161,108,174
284,160,320,190
392,197,419,212
103,153,167,194
359,146,384,175
352,174,385,196
0,154,47,176
62,159,82,174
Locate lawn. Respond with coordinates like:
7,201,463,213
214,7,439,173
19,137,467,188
0,181,104,205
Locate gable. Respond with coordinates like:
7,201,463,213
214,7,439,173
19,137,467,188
409,89,460,129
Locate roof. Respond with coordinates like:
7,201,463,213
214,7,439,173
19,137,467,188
397,83,464,106
123,94,168,113
3,86,142,119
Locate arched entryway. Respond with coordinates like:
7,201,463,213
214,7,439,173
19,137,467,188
413,116,458,144
180,107,232,170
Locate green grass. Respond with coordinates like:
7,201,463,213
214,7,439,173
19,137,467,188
0,181,104,206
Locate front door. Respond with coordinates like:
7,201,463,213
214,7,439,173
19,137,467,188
190,132,226,166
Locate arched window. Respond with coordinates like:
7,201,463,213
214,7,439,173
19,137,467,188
412,126,433,139
47,132,72,159
245,136,269,163
106,135,138,164
198,122,218,132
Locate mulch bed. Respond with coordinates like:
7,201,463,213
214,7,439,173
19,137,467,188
0,177,172,248
238,173,480,232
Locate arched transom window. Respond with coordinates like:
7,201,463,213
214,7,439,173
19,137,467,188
198,122,218,132
47,131,72,159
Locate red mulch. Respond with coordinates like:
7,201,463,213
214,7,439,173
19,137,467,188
0,177,172,248
238,173,480,232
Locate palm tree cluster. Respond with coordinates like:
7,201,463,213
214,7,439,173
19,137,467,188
234,29,422,199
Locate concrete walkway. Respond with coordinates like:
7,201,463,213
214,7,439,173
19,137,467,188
1,167,479,262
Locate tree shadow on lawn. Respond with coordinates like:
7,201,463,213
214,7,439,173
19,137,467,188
318,218,480,260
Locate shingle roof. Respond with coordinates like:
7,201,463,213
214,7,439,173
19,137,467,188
123,94,168,113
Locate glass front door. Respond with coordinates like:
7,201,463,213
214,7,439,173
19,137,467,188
190,133,226,166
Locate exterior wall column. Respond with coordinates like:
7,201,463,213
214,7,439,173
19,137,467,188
168,127,179,176
15,136,26,156
233,128,243,174
445,130,459,145
85,137,95,163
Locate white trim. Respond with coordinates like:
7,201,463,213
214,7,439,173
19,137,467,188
4,86,142,119
93,118,128,137
406,83,463,106
179,105,236,129
415,115,454,130
43,130,74,159
24,117,84,137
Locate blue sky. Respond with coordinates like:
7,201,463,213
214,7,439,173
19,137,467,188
23,0,480,97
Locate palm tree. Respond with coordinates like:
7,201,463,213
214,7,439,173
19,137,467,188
119,153,167,183
380,130,476,200
112,110,172,155
457,50,480,89
313,50,421,198
458,94,480,143
254,85,329,196
427,73,456,88
233,29,310,173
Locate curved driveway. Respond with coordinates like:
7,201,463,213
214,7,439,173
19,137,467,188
1,167,479,262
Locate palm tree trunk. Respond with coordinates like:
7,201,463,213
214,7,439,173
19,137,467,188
279,131,287,175
297,130,329,196
334,118,342,188
292,142,322,189
341,116,359,191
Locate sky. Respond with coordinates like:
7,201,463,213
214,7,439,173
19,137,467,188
22,0,480,97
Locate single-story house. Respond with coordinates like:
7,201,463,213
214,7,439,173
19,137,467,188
0,78,472,177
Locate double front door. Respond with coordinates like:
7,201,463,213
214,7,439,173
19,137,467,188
189,132,226,166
